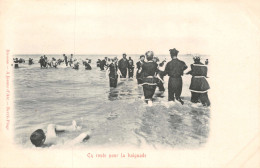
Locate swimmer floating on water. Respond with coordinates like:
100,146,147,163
30,120,91,147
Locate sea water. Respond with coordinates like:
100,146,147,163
13,54,210,148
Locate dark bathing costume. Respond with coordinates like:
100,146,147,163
118,58,128,78
187,62,210,106
128,58,134,78
141,61,159,101
109,62,118,88
136,60,144,84
164,58,187,102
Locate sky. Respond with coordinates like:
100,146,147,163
2,0,260,55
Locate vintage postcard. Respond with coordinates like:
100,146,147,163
0,0,259,167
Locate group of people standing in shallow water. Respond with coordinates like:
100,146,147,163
98,48,210,107
25,49,210,148
14,48,210,107
37,54,92,70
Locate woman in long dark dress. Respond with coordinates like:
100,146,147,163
128,57,134,78
140,51,159,106
186,56,210,106
136,55,145,85
107,57,119,88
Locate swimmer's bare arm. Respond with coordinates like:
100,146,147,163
65,131,91,146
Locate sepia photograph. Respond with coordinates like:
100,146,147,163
0,0,259,167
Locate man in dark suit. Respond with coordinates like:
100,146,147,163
164,48,187,105
118,53,128,78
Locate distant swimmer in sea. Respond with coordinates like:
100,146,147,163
43,55,48,68
39,56,45,68
13,58,19,68
186,56,210,106
106,57,121,88
163,48,188,105
205,59,209,65
13,58,18,63
96,59,101,67
69,54,73,67
118,53,128,78
140,51,159,106
57,58,63,65
136,55,145,85
99,57,106,71
18,58,25,63
29,58,34,65
73,59,80,70
128,57,134,78
83,59,92,70
63,54,68,66
51,57,57,68
30,120,91,147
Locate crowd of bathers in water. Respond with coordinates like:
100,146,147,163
37,54,92,70
13,49,210,107
17,48,210,148
13,54,92,70
96,49,210,107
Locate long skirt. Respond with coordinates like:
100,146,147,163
128,68,134,78
143,84,156,100
136,71,143,84
142,77,158,100
109,76,118,88
120,68,127,78
189,77,210,92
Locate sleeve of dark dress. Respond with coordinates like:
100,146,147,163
183,62,188,71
